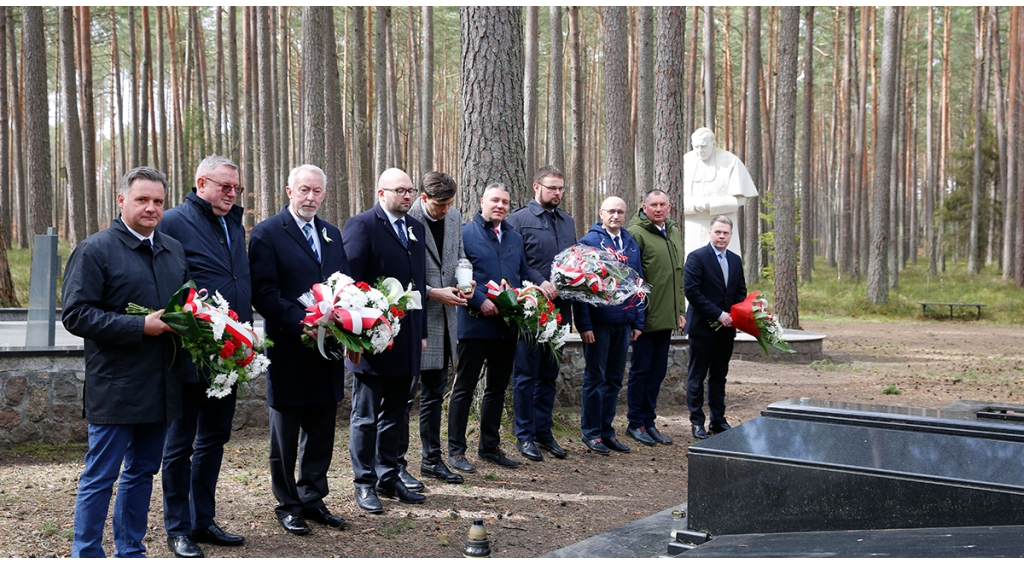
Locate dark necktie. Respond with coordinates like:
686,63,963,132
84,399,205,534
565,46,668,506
219,216,230,250
142,238,153,251
303,223,320,262
613,235,622,251
396,218,409,248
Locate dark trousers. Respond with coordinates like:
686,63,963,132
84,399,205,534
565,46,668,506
349,371,414,488
511,341,560,442
687,333,734,427
268,402,337,519
581,324,630,440
397,362,449,467
448,339,516,456
72,422,166,557
162,382,236,537
627,329,672,429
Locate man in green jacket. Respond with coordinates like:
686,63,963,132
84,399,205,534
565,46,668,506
624,189,686,446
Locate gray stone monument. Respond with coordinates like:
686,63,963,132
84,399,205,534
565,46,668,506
26,227,59,348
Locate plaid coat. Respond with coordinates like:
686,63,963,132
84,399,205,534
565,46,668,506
407,198,463,370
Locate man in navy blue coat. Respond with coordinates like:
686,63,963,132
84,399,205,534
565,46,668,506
572,196,646,456
446,183,536,474
249,164,350,535
506,166,576,463
342,168,428,514
683,216,747,440
159,155,249,557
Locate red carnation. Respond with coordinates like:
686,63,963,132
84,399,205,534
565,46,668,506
556,313,562,324
540,313,548,324
219,339,239,359
237,352,253,367
228,309,239,321
356,281,371,291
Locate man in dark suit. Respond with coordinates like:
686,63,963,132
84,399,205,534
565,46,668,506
447,183,536,473
343,167,428,514
159,155,249,557
249,164,350,535
683,216,747,440
399,172,469,486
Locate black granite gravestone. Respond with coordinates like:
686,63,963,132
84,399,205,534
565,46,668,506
685,398,1024,540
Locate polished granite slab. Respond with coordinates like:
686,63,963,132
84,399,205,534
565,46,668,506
687,402,1024,535
542,505,682,558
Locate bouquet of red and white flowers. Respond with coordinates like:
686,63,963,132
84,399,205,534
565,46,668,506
711,291,794,357
551,244,649,307
483,279,570,355
127,281,271,399
298,271,422,359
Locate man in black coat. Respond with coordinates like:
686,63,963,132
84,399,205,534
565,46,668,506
158,155,250,557
683,216,747,440
63,167,190,557
342,168,428,514
249,164,350,535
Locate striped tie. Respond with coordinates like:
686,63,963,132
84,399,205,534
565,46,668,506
303,223,320,262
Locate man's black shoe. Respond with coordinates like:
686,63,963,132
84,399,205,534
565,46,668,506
301,506,347,528
479,448,519,468
168,535,204,558
448,454,476,474
625,426,656,446
516,439,543,461
582,437,611,455
710,422,732,434
376,481,426,504
398,465,425,492
692,425,708,440
278,514,312,535
536,438,568,459
602,436,631,453
647,426,674,445
355,486,384,514
421,461,464,484
191,523,244,546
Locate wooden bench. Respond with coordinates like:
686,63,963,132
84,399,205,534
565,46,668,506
918,302,987,320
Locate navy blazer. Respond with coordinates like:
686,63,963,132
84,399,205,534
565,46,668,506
683,243,747,339
458,211,536,341
342,203,428,377
249,206,349,408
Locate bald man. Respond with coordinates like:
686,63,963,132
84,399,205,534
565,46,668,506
572,197,646,455
342,168,428,513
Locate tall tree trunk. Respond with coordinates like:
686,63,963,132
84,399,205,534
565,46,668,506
157,8,169,193
352,7,372,211
77,7,98,236
969,7,986,275
603,8,634,203
459,7,525,214
703,6,715,131
548,6,565,173
140,7,152,166
925,7,938,276
799,6,815,283
23,7,52,236
1016,7,1024,286
325,7,350,227
257,7,275,219
129,7,140,167
0,8,14,303
7,9,26,248
59,7,86,245
686,7,697,137
655,7,687,224
228,7,240,164
301,7,327,169
744,7,762,280
418,7,434,177
569,7,585,238
867,8,900,305
635,7,655,202
523,7,539,177
1005,7,1019,280
374,7,389,179
242,8,255,225
773,7,799,329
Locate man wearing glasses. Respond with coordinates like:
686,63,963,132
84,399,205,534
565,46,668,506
343,168,428,513
506,165,576,462
159,155,249,557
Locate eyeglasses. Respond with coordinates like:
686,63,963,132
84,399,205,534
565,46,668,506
203,177,244,194
383,187,417,197
601,209,627,216
536,182,565,192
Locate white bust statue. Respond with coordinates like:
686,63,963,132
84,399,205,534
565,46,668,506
682,127,758,257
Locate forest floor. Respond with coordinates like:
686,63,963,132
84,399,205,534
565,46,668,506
1,319,1022,558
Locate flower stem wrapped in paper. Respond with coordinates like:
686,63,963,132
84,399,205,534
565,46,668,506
298,271,422,359
711,291,795,357
550,244,650,307
127,281,272,399
482,279,570,357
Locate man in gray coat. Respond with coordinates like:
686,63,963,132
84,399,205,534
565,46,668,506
398,172,470,486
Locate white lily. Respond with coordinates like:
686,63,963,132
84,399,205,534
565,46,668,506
381,277,423,310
